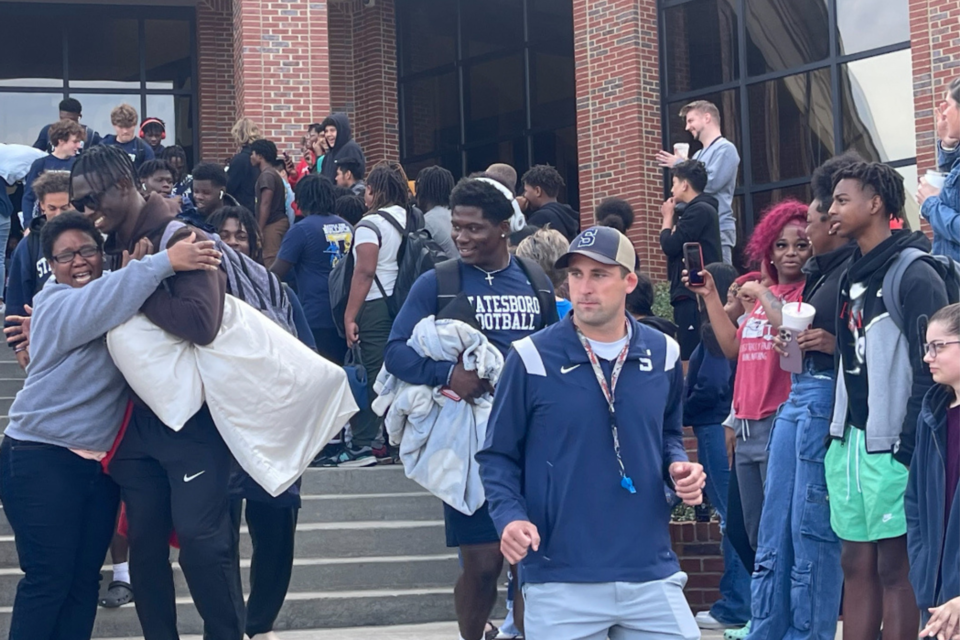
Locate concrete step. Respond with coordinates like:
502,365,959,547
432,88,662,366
0,363,25,381
299,467,424,495
0,586,502,637
0,491,443,537
0,553,462,606
0,520,450,568
0,378,24,397
0,398,13,418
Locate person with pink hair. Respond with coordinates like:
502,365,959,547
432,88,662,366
686,200,813,638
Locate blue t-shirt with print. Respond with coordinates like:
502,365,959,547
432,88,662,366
384,257,552,388
277,214,352,329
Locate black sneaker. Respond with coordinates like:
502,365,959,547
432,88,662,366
311,442,344,467
330,445,377,468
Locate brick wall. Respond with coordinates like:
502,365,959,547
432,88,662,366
572,0,668,279
328,0,400,168
910,0,960,175
197,0,237,164
230,0,331,156
670,425,725,612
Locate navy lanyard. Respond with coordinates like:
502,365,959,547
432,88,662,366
574,322,636,494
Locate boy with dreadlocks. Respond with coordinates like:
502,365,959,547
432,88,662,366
825,161,949,640
68,145,243,639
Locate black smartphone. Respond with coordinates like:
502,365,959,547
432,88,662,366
683,242,705,286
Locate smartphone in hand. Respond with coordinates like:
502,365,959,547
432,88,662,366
778,327,803,374
683,242,705,286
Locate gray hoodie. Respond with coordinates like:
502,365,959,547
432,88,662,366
5,252,175,452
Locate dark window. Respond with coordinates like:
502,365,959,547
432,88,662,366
664,0,739,94
68,18,141,88
464,54,526,141
659,0,913,241
461,0,524,59
0,4,197,167
745,0,829,77
397,0,456,75
0,15,64,88
836,0,910,56
748,68,834,185
401,72,460,158
752,184,813,220
397,0,578,209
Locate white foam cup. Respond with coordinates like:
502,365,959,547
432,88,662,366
781,301,816,333
924,170,946,190
674,143,690,160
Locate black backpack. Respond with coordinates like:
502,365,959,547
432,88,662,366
434,256,560,330
328,207,450,338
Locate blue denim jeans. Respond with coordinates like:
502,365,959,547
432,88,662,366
694,423,752,625
747,366,843,640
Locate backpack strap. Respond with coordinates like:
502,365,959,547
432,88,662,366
434,258,462,313
515,255,560,328
355,218,390,303
881,247,927,334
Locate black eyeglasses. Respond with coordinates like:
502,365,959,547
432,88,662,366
924,340,960,358
52,245,100,265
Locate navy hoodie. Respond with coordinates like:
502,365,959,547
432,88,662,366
478,313,687,585
906,384,960,611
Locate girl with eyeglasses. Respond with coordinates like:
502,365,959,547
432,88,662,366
906,302,960,640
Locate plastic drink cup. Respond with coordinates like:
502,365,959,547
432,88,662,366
925,170,946,190
674,143,690,160
781,302,816,333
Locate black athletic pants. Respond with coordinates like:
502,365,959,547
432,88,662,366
230,499,299,636
108,404,245,640
672,296,702,361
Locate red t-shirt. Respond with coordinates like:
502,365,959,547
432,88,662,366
732,282,805,420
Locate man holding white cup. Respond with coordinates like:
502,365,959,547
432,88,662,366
916,76,960,261
656,100,741,266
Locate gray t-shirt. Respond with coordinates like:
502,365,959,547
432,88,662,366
424,205,458,258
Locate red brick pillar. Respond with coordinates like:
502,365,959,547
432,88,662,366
572,0,667,278
910,0,960,175
197,0,237,164
327,0,400,167
232,0,332,155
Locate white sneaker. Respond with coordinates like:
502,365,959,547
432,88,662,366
695,611,738,630
249,633,281,640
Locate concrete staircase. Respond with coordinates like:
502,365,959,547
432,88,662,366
0,350,470,637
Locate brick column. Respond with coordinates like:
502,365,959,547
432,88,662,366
232,0,332,155
572,0,667,278
197,0,237,164
910,0,960,175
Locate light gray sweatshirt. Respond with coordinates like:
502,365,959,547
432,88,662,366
5,252,175,452
692,136,740,235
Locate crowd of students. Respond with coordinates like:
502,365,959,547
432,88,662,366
0,76,955,640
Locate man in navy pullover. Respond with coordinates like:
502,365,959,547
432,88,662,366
477,226,705,640
384,178,557,640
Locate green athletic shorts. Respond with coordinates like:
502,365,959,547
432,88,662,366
824,425,909,542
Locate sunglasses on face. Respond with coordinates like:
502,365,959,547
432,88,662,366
70,192,100,213
52,245,100,265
